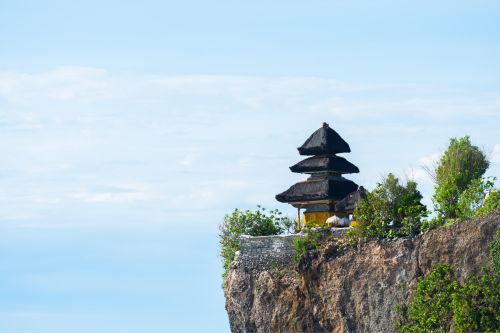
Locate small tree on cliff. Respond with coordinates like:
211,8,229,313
432,136,490,221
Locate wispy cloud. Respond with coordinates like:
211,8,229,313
492,144,500,164
1,66,498,228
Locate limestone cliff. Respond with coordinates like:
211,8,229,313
224,214,500,333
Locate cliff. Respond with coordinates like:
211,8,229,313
224,213,500,333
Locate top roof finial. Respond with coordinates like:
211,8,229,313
321,122,329,128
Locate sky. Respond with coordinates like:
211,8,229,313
1,1,500,332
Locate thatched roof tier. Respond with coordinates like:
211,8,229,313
303,203,336,213
290,155,359,174
275,177,358,203
334,186,367,212
297,122,350,155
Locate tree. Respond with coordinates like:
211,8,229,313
219,206,292,279
432,136,489,220
349,173,428,240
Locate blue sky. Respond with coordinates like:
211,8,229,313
1,1,500,332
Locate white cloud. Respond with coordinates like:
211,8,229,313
0,67,112,103
419,152,441,167
1,66,499,228
491,144,500,163
70,191,149,203
405,152,441,182
68,183,153,204
178,153,200,166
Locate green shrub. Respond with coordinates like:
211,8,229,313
219,205,292,280
456,177,496,220
451,268,500,332
491,229,500,274
476,189,500,218
348,173,427,242
395,264,500,332
432,136,489,221
293,225,321,263
395,264,457,332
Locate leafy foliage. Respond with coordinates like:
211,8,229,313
491,229,500,274
395,218,500,332
395,264,500,332
451,268,500,332
456,177,496,221
432,136,489,221
395,264,457,332
476,189,500,218
219,206,292,279
347,173,427,241
293,225,321,263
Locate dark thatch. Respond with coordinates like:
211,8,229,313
303,203,336,213
290,155,359,174
275,177,358,203
297,124,350,155
334,186,367,212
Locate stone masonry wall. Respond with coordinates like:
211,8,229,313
236,228,350,272
237,234,300,272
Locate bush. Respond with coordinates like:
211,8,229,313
219,206,292,279
432,136,489,221
395,264,500,333
348,173,427,241
491,229,500,274
451,268,500,332
293,225,321,263
396,232,500,331
456,177,496,221
476,189,500,218
395,264,457,332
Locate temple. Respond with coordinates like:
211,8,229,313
276,122,363,229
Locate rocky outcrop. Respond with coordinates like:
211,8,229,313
224,214,500,333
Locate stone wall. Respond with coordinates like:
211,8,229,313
237,234,300,272
236,228,350,272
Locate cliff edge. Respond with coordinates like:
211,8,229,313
224,213,500,333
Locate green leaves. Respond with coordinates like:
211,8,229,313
476,189,500,218
451,269,500,332
395,264,500,332
396,232,500,332
491,229,500,274
219,206,292,280
349,173,428,241
433,136,490,220
293,225,320,263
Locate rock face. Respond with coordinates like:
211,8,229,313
224,214,500,333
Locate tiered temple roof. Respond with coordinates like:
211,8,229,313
289,155,359,174
276,122,363,225
297,124,351,155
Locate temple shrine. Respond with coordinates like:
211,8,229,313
276,122,363,230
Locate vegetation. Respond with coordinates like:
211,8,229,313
293,225,321,263
476,189,500,218
395,264,500,332
395,231,500,332
394,264,458,332
491,229,500,274
219,205,292,279
451,269,500,332
347,173,427,242
432,136,490,222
